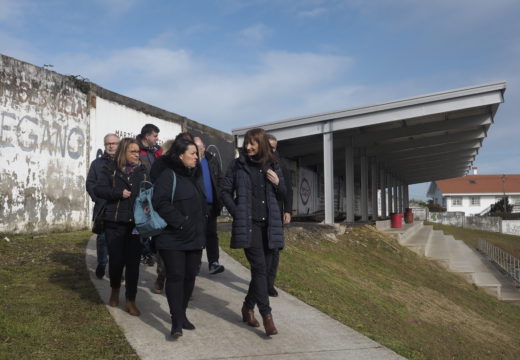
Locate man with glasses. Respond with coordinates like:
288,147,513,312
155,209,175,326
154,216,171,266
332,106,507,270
86,133,120,279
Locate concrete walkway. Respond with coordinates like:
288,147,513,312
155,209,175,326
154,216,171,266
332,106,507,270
86,236,404,360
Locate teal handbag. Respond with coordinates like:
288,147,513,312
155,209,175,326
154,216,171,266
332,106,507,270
134,171,176,237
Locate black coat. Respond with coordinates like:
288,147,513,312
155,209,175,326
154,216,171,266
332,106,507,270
86,153,112,220
220,151,286,249
93,162,147,224
204,151,224,217
152,157,207,251
274,151,293,214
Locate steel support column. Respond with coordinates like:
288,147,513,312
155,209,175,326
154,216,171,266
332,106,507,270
380,166,387,218
393,178,399,214
345,137,355,222
404,184,409,209
323,132,334,224
370,158,378,220
387,174,393,214
360,149,368,221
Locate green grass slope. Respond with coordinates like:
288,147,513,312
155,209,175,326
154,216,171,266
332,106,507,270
0,231,137,360
221,225,520,360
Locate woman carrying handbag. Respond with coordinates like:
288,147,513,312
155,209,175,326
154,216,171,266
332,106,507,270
94,138,147,316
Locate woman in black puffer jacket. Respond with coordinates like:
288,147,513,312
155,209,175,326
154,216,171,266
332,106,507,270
220,128,286,336
152,137,207,339
94,138,147,316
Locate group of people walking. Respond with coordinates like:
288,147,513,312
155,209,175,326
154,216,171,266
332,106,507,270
86,124,291,339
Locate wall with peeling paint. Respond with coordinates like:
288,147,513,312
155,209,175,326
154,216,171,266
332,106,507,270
1,54,235,234
1,55,89,233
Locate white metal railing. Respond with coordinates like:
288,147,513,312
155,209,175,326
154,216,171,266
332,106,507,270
478,239,520,284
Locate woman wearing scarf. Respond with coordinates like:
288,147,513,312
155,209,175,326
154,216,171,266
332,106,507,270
220,128,286,336
94,137,147,316
152,137,207,339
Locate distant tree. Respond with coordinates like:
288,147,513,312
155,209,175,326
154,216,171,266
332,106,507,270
489,197,513,216
427,199,445,212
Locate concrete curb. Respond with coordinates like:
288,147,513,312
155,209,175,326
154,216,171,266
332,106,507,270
86,235,404,359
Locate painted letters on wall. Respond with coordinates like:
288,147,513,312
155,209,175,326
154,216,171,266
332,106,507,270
0,55,89,232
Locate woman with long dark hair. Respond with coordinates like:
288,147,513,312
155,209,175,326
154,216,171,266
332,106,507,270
220,128,286,336
94,137,147,316
152,137,207,339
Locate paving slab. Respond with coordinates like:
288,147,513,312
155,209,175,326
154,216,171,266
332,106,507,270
86,236,404,360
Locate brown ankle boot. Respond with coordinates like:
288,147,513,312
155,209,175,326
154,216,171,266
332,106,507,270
262,314,278,335
241,304,260,327
152,275,165,294
125,300,141,316
109,288,120,307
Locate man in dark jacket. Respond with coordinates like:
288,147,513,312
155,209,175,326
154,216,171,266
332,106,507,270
194,137,225,274
267,134,293,297
86,133,120,279
136,123,163,171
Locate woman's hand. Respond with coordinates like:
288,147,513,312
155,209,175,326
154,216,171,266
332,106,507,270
122,189,132,198
266,169,279,186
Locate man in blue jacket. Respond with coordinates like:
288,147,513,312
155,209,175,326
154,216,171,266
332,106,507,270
86,133,120,279
194,137,225,274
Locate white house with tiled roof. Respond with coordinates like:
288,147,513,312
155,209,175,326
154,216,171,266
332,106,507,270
427,174,520,215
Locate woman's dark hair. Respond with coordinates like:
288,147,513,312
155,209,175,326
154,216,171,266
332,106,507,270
166,132,195,157
242,128,276,167
114,138,139,172
168,137,198,169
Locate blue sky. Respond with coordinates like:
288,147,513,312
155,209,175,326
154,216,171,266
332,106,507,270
1,0,519,200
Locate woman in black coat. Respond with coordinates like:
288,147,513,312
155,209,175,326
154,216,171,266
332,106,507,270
94,138,147,316
152,137,207,339
220,128,286,336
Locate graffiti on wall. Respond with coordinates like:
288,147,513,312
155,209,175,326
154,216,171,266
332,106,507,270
0,58,89,233
1,111,85,159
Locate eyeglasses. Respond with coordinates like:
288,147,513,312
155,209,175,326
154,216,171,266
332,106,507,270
104,142,119,146
128,150,140,154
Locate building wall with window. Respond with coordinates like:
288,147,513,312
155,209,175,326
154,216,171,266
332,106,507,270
428,175,520,216
445,194,511,215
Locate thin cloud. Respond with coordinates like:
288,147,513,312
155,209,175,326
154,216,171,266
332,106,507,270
238,23,273,44
50,46,354,132
298,7,328,18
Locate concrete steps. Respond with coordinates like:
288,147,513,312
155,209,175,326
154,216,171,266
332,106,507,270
381,221,520,302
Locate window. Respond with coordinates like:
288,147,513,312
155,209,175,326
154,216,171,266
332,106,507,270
470,196,480,206
511,196,520,205
452,197,462,206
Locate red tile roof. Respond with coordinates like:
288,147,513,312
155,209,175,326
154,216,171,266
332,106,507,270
436,175,520,194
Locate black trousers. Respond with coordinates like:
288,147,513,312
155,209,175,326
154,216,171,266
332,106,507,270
105,222,141,301
267,248,279,290
159,248,202,327
244,223,274,317
205,204,219,264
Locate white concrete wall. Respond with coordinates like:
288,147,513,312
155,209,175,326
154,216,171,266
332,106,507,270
85,97,183,218
90,97,182,162
1,55,89,233
502,220,520,236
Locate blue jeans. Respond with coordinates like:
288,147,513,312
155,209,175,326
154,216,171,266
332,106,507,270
96,232,109,265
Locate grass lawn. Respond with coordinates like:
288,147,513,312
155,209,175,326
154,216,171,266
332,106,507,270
0,231,137,360
426,221,520,259
221,224,520,360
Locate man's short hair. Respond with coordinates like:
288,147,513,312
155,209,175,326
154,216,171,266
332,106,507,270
141,123,160,136
103,133,120,142
267,134,277,142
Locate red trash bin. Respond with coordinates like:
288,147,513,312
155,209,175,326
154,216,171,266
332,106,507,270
404,208,414,224
390,213,403,228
